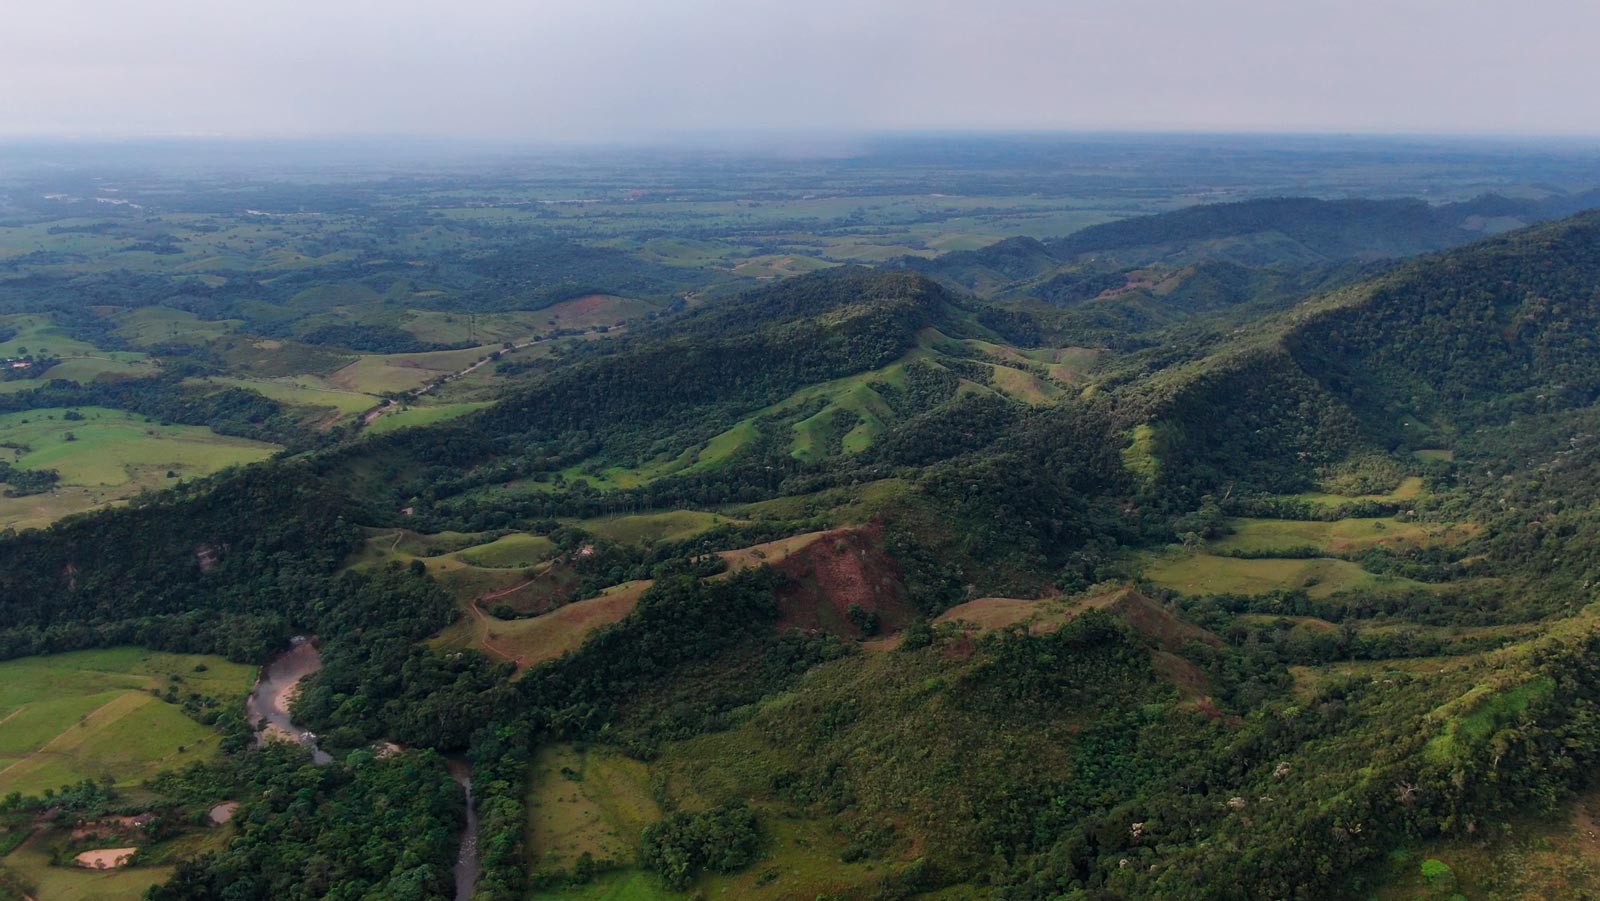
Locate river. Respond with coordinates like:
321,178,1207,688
448,758,480,901
246,637,479,897
245,635,332,764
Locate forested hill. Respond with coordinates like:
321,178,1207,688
898,192,1600,298
1130,209,1600,496
1045,193,1600,266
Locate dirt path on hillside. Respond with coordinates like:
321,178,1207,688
466,602,524,667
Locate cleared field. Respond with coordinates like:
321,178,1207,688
1209,517,1473,554
433,580,653,672
1294,475,1426,507
1143,552,1415,599
0,408,280,530
112,307,240,346
987,364,1061,404
326,345,499,394
576,510,734,545
717,530,830,573
527,744,662,873
37,357,158,383
365,401,492,434
727,478,909,524
196,376,377,415
456,533,559,568
0,314,108,360
0,648,256,796
0,408,277,488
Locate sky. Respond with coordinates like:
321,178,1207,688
1,0,1597,141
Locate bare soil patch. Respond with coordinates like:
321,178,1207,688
74,847,136,869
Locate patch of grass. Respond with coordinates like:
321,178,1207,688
0,407,277,488
987,365,1060,405
326,345,498,394
535,869,687,900
364,401,492,434
577,511,733,546
1142,551,1415,599
0,648,256,796
112,307,240,347
1123,424,1161,486
0,407,279,530
1209,517,1471,555
433,581,653,672
1425,676,1556,764
527,744,663,872
194,376,376,415
37,357,158,383
1292,476,1426,507
456,533,559,568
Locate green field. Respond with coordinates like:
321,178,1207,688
195,376,377,416
1209,516,1469,554
0,407,279,531
576,510,734,545
326,345,500,394
1143,551,1409,599
1293,475,1426,507
0,648,257,797
364,401,492,434
456,532,559,567
111,307,240,347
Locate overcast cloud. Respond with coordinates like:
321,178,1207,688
0,0,1596,140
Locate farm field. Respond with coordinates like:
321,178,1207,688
574,510,735,545
1208,516,1472,554
0,408,280,531
1292,475,1426,507
194,376,376,416
526,744,662,876
364,401,493,434
0,648,256,796
455,532,559,568
432,580,654,672
1143,548,1421,598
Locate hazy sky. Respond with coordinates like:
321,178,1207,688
2,0,1596,140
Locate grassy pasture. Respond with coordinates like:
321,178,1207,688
1142,551,1413,599
364,401,492,434
0,648,255,797
0,408,276,485
1209,517,1472,555
40,357,159,385
0,407,279,530
576,510,733,546
195,376,376,415
526,744,662,873
111,307,240,347
1293,475,1426,507
432,581,653,672
325,345,498,394
455,533,559,568
0,314,108,360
